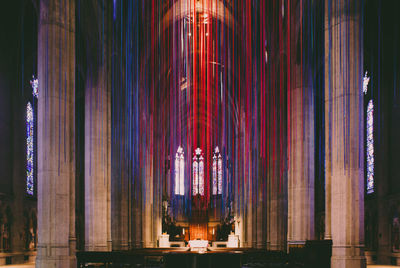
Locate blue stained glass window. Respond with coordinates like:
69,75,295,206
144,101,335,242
199,155,204,196
363,71,370,95
212,154,217,195
30,76,38,98
27,102,34,195
366,100,374,194
193,148,204,196
212,147,223,195
217,154,222,195
175,146,185,195
193,159,198,195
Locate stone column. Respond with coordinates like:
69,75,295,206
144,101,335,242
267,160,287,252
252,159,267,249
152,131,163,248
267,193,287,251
245,175,253,248
256,177,267,248
233,132,242,246
233,117,248,247
246,148,253,248
84,50,111,250
324,0,365,267
143,147,154,248
325,137,332,241
36,0,76,267
287,84,315,247
287,0,315,249
239,112,253,248
110,78,129,251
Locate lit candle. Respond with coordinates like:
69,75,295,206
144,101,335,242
183,228,185,235
212,228,215,235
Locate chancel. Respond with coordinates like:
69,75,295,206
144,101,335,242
0,0,400,268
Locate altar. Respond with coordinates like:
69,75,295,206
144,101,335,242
188,240,209,252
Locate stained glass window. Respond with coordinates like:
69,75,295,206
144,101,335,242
366,100,374,194
193,159,198,195
30,76,38,98
363,71,370,95
199,155,204,195
217,153,222,195
26,102,34,195
179,151,184,195
193,148,204,196
212,153,217,195
174,146,185,195
212,147,223,195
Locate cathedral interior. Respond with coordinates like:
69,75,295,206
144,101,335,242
0,0,399,267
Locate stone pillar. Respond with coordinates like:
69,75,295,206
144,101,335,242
246,148,253,248
132,202,142,248
324,0,365,267
245,176,253,248
266,51,288,252
252,160,267,249
152,132,163,248
325,139,332,241
239,112,253,248
256,187,267,249
110,91,129,250
233,118,248,248
267,196,287,251
36,0,76,267
287,0,315,248
287,85,315,247
143,148,154,248
84,53,111,250
233,131,243,246
267,160,287,251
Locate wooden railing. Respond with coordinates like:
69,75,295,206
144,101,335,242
77,242,332,268
77,248,289,268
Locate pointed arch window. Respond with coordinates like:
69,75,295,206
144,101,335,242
366,100,374,194
26,102,34,195
364,71,374,194
212,147,223,195
26,76,38,196
175,146,185,195
193,148,204,196
30,76,38,98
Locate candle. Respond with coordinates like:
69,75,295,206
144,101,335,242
183,228,185,235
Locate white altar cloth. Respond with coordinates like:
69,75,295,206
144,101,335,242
227,234,239,248
158,234,170,247
188,240,208,251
